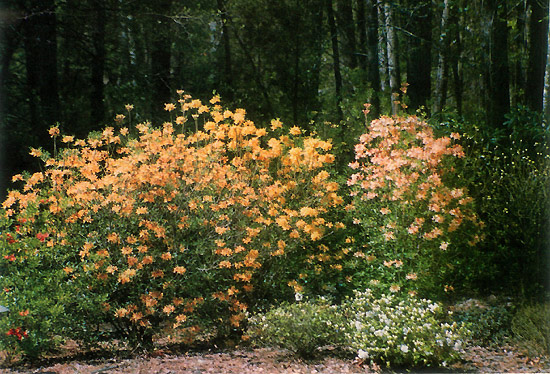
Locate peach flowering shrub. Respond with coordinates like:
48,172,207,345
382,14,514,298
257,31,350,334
347,113,483,296
0,91,345,354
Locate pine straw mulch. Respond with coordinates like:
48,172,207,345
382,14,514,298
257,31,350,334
1,341,549,374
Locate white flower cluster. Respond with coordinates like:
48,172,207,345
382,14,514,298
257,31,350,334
343,289,470,367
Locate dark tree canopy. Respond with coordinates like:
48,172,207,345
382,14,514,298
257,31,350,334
0,0,548,192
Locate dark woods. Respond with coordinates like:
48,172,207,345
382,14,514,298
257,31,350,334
0,0,549,298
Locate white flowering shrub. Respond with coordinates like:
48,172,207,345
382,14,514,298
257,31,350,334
344,289,470,367
246,297,345,358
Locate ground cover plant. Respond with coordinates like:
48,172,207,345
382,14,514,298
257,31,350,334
0,92,346,358
343,289,470,367
450,296,516,347
512,302,550,357
247,290,471,367
246,296,345,359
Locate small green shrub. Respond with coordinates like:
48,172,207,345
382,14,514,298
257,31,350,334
247,297,344,358
512,303,550,357
451,298,515,346
343,289,471,367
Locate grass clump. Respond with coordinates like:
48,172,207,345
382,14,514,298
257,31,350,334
511,303,550,357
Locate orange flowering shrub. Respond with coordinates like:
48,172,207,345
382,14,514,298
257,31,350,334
347,113,482,296
0,91,345,353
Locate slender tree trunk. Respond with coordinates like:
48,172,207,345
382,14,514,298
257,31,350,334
23,0,60,136
526,0,550,112
433,0,450,114
487,0,510,128
310,4,325,119
449,1,464,115
91,0,106,128
357,0,367,71
23,20,40,128
151,0,173,117
0,16,22,200
0,21,21,107
450,2,463,115
511,0,528,106
227,14,275,118
378,10,389,93
405,0,432,112
366,0,381,117
292,44,300,124
217,0,234,101
327,0,343,121
384,1,400,115
544,3,550,120
36,0,60,129
337,0,357,68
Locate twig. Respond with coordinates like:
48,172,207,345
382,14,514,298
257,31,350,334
91,364,119,374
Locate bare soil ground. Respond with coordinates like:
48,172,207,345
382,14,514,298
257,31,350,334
1,342,548,374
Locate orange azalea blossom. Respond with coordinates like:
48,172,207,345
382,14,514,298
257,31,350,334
115,308,128,318
151,270,164,278
49,126,60,137
173,265,186,274
1,92,347,346
289,126,302,135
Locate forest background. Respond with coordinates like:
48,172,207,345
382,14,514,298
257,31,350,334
0,0,549,300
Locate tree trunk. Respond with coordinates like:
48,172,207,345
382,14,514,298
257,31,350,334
0,14,22,200
525,0,550,112
433,0,450,114
308,3,325,125
544,2,550,120
327,0,343,121
357,0,367,71
487,0,510,128
511,0,528,107
337,0,357,68
227,14,275,118
450,2,463,115
23,0,60,138
292,44,300,124
366,0,381,117
378,3,388,92
384,1,400,115
217,0,234,102
91,0,106,128
405,0,432,112
151,0,173,118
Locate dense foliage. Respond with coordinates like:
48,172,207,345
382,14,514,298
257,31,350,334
0,87,547,366
347,111,482,297
247,297,345,358
0,94,347,356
